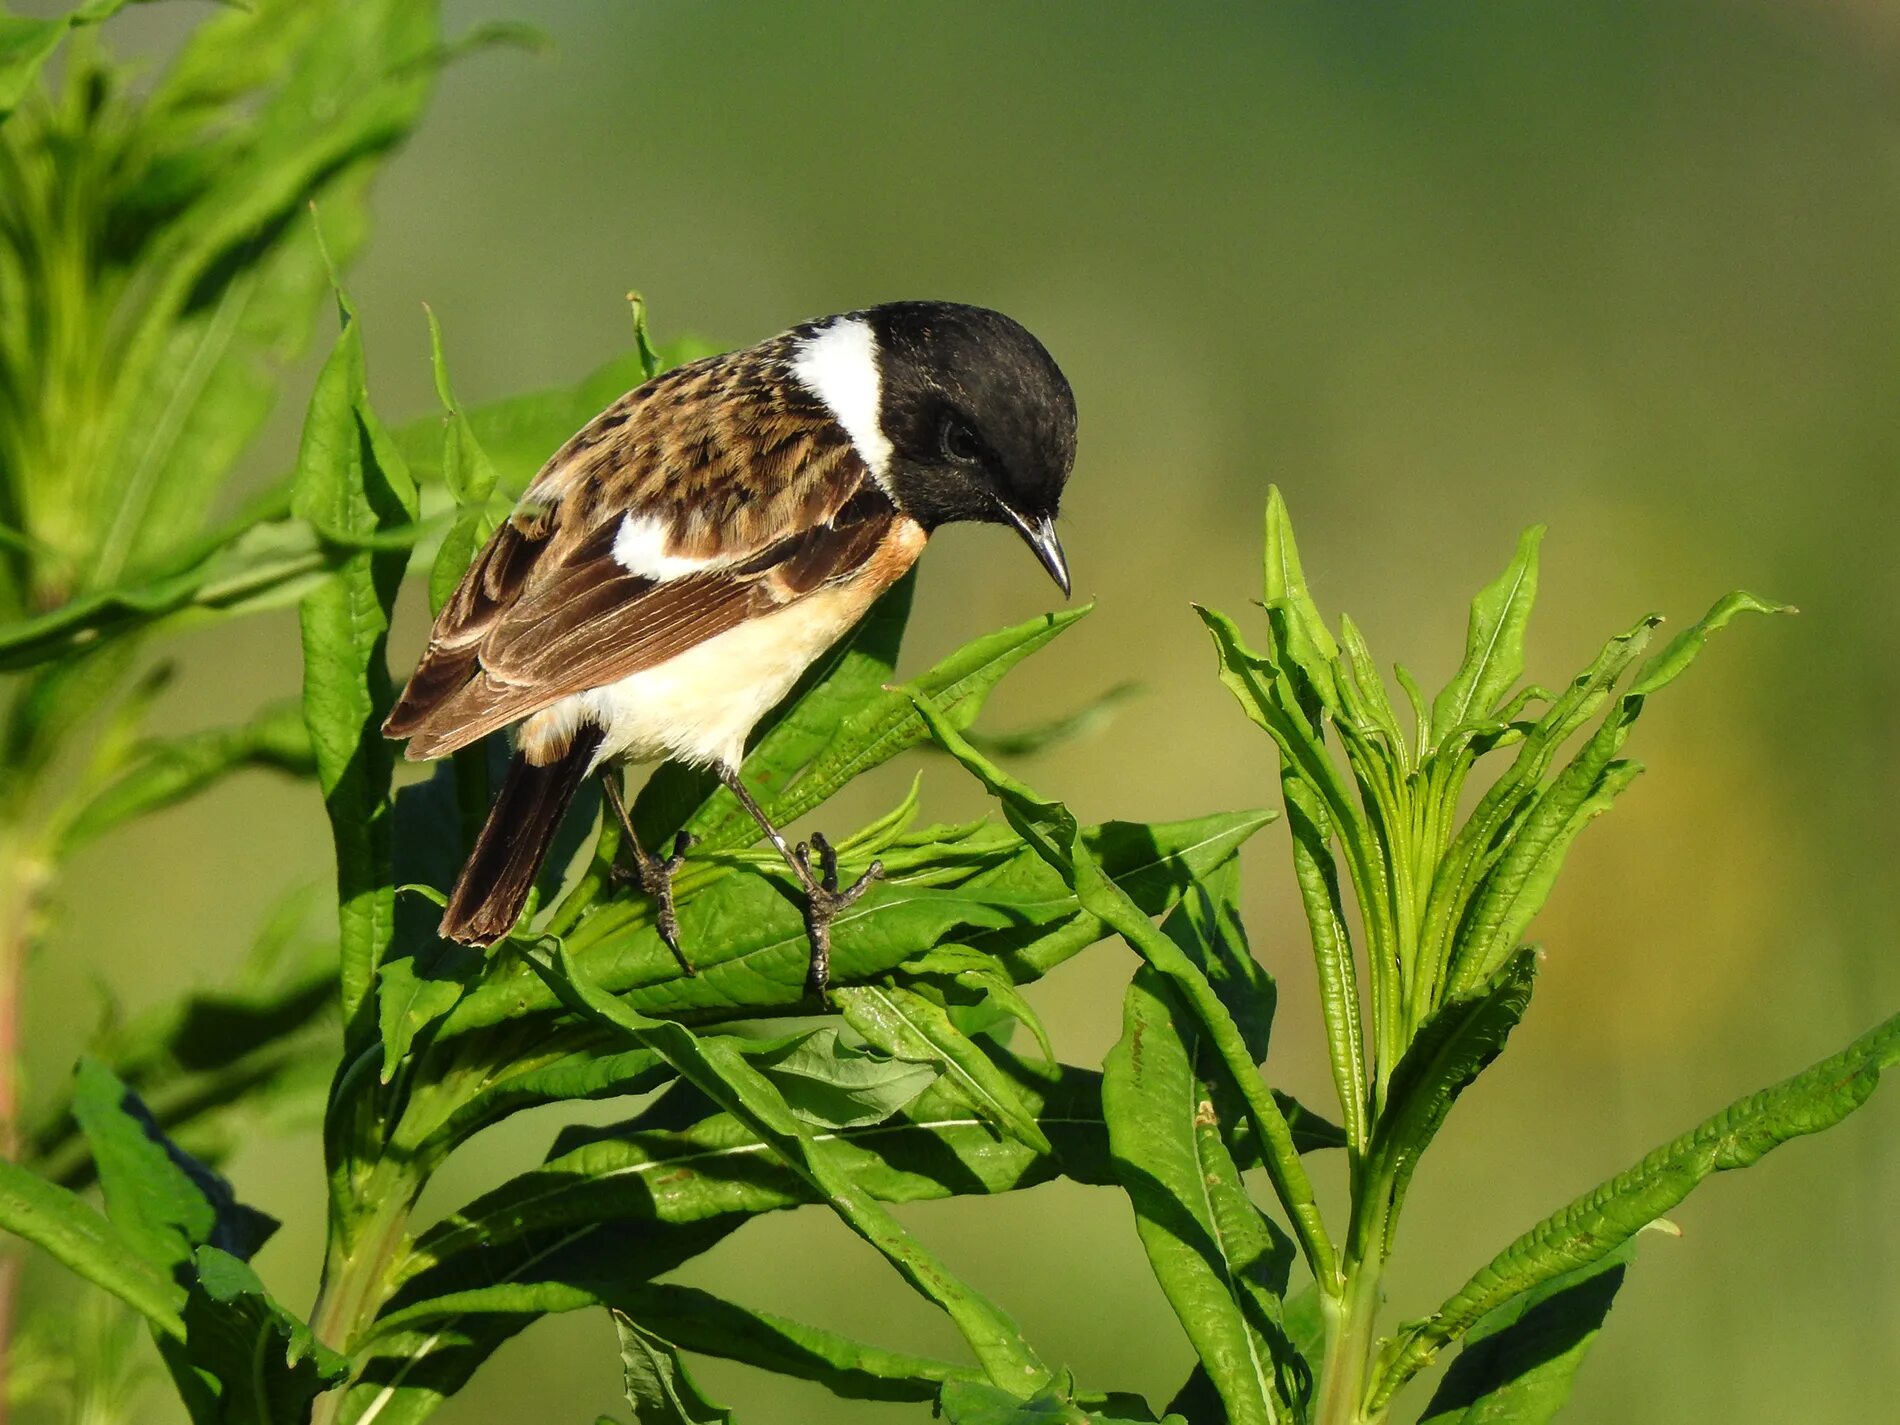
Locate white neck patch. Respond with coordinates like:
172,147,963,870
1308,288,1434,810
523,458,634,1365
790,317,893,479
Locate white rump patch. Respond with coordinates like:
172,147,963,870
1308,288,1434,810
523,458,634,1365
791,317,893,478
611,514,718,580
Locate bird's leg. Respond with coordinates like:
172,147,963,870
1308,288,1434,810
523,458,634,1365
715,765,882,999
600,770,695,976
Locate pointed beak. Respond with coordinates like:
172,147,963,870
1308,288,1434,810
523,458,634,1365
1000,507,1071,597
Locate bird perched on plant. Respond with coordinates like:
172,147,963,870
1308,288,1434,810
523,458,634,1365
383,300,1077,993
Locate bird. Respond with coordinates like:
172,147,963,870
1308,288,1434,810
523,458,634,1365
382,300,1077,994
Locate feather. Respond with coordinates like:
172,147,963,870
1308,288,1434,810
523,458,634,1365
439,725,604,946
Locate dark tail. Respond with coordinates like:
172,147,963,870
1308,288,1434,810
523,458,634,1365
440,727,604,946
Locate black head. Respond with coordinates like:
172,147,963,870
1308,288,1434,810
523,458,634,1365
864,301,1077,594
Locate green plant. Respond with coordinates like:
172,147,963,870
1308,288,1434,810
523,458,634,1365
0,0,521,1411
0,6,1892,1424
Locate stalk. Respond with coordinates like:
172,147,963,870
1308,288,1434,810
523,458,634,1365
0,837,50,1425
309,1158,422,1425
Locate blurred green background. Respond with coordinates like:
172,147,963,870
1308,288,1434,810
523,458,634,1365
20,1,1897,1419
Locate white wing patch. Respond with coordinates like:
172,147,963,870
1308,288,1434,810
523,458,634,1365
791,316,893,479
611,513,722,580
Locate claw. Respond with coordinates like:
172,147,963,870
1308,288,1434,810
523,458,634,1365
792,835,883,1002
613,837,695,978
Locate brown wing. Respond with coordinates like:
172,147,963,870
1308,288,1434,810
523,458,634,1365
384,342,885,759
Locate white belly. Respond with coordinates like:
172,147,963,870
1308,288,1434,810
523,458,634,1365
522,585,867,773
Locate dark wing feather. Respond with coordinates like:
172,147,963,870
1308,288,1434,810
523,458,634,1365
384,343,888,759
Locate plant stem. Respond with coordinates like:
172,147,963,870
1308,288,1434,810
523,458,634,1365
1316,1250,1386,1425
310,1160,421,1425
0,839,49,1425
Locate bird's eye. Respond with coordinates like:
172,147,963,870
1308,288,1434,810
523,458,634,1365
940,416,984,465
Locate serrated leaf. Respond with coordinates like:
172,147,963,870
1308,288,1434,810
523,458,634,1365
337,1221,733,1425
1629,590,1791,697
1365,950,1538,1256
613,1311,734,1425
1261,488,1340,720
391,1049,1113,1316
1373,1011,1900,1404
1104,957,1304,1425
393,1040,674,1171
375,758,497,1080
1279,770,1368,1154
1417,1239,1638,1425
0,508,336,671
180,1247,349,1425
423,308,501,616
519,938,1052,1390
292,302,417,1034
745,1026,940,1130
836,984,1052,1153
436,810,1269,1041
608,1282,969,1404
914,695,1338,1294
953,680,1142,759
71,1060,277,1280
1443,589,1784,997
1429,527,1542,747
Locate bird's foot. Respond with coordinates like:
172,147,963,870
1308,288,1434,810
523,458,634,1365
791,831,883,1001
612,830,696,976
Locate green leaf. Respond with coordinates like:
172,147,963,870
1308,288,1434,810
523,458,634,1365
744,1026,939,1130
1279,770,1368,1154
1429,527,1543,747
0,2,134,120
375,758,497,1080
395,1051,1107,1289
1417,1239,1638,1425
954,680,1142,760
1260,487,1340,717
292,303,417,1033
940,1380,1176,1425
1416,613,1661,1005
836,984,1053,1153
521,937,1053,1391
609,1283,969,1404
0,506,339,672
179,1246,349,1425
83,0,443,589
1629,590,1792,697
1363,950,1538,1257
0,1159,185,1339
338,1222,733,1425
913,694,1338,1296
391,1040,674,1171
438,810,1267,1039
56,700,314,853
613,1311,734,1425
423,307,502,616
1373,1011,1900,1404
71,1060,277,1280
1194,603,1390,1005
1105,957,1304,1424
1444,590,1786,997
